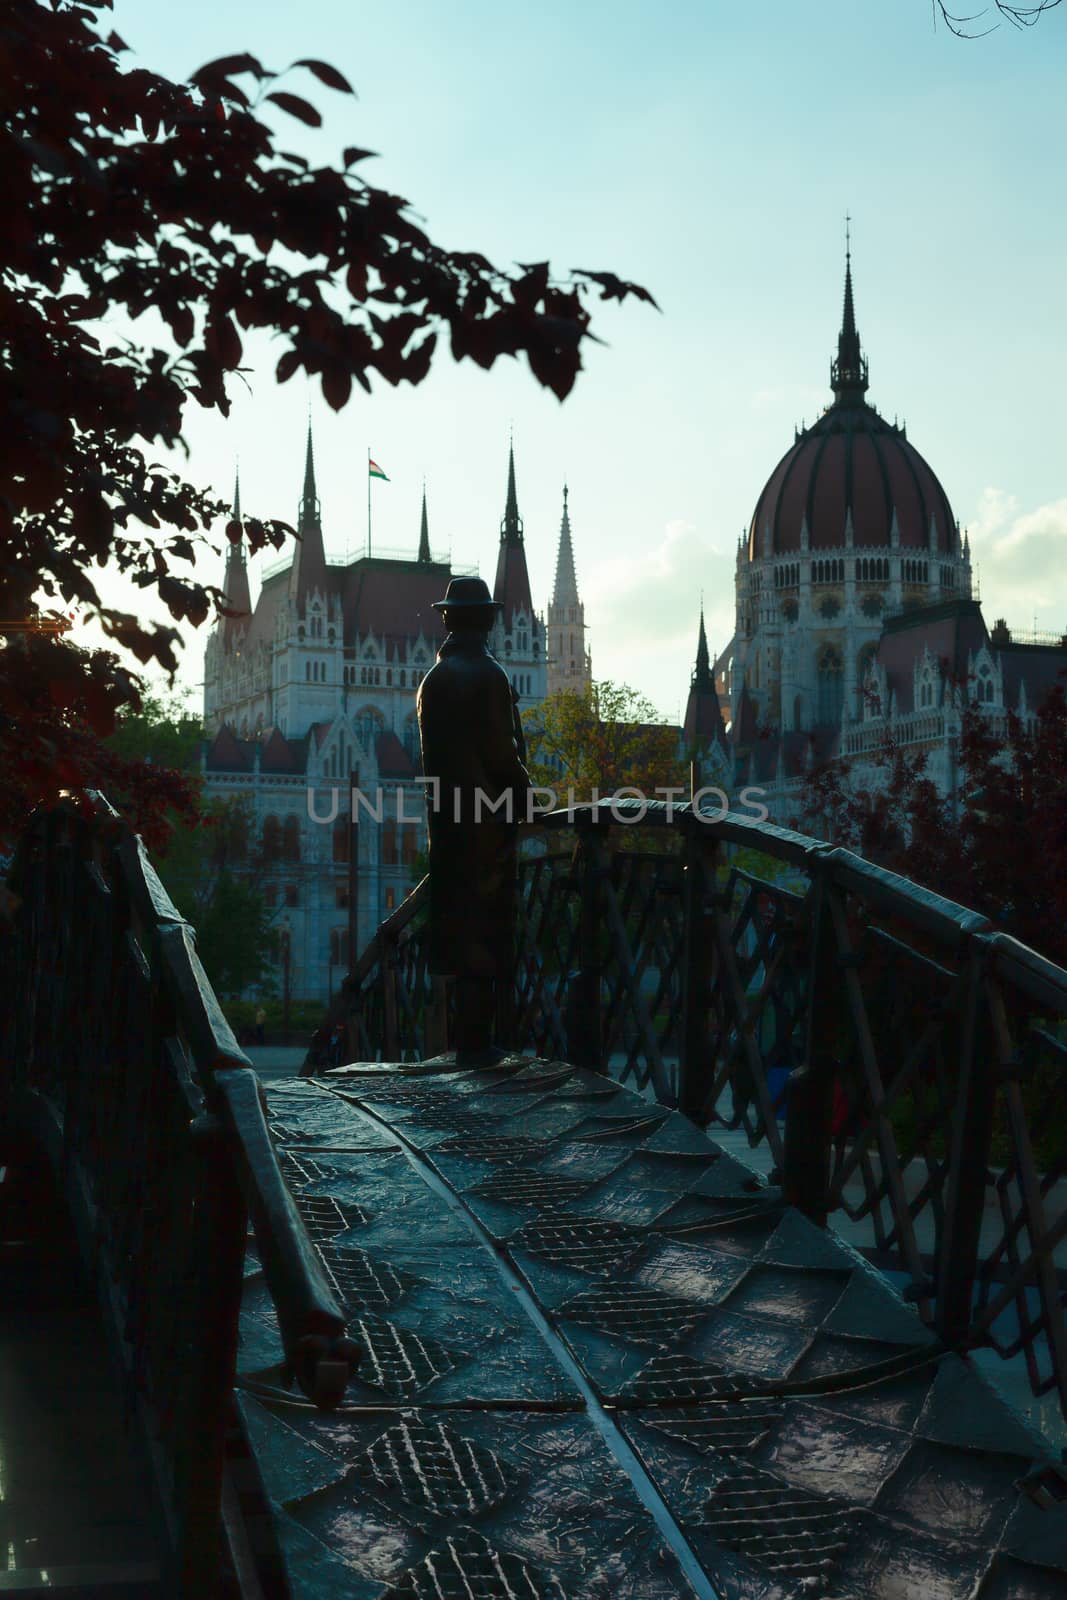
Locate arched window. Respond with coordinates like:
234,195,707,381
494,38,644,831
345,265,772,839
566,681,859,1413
976,664,994,703
333,816,350,863
282,815,301,862
329,929,349,967
354,707,384,749
403,712,420,762
857,644,878,716
262,815,282,860
816,646,843,726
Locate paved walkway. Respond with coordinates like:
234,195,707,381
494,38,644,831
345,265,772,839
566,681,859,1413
238,1060,1067,1599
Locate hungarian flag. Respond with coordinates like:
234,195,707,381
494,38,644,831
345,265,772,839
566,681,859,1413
369,458,389,481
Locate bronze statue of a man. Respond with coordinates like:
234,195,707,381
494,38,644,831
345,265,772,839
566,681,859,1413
417,576,531,1065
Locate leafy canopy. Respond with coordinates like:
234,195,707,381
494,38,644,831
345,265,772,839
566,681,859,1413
523,681,686,803
1,0,653,846
802,679,1067,967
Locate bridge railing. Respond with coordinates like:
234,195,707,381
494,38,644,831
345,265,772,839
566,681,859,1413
1,796,359,1597
331,798,1067,1426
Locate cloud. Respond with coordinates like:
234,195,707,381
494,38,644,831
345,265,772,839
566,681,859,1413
968,490,1067,630
587,517,735,718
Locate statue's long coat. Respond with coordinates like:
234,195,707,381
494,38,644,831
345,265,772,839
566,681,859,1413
417,632,530,978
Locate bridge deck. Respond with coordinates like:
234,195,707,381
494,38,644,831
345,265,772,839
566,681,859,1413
238,1058,1067,1600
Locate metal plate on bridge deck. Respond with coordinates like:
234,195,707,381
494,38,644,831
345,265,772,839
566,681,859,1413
238,1062,1067,1599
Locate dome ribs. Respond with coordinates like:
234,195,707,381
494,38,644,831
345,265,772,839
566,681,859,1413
748,405,955,558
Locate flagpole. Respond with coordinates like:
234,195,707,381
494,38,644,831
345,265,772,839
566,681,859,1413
367,447,371,557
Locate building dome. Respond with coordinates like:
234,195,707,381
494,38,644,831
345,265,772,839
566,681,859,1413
747,257,957,560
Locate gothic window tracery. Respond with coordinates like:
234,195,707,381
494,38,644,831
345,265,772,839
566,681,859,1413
816,645,843,726
282,816,301,861
354,706,384,750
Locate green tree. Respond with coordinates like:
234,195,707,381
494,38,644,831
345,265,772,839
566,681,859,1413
523,681,686,805
105,699,277,997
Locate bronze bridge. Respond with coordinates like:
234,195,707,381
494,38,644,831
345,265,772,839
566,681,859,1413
3,795,1067,1597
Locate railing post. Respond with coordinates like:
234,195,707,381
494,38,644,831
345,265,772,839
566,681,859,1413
782,873,837,1224
935,945,995,1350
679,824,718,1122
426,976,450,1057
568,814,608,1070
381,930,399,1060
179,1111,247,1597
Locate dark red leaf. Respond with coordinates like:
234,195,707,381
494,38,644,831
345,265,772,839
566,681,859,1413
293,59,355,95
191,54,266,86
265,91,322,128
346,260,369,300
106,31,128,52
342,147,377,168
276,349,301,383
321,366,352,411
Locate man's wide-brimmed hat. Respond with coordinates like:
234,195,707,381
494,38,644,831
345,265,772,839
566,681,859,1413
432,576,501,613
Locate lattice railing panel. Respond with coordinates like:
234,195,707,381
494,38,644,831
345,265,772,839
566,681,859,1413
339,800,1067,1427
973,998,1067,1415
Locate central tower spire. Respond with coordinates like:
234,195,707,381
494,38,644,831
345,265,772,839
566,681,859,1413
500,438,524,544
830,225,869,405
221,467,251,649
417,484,431,563
289,419,327,605
299,420,321,531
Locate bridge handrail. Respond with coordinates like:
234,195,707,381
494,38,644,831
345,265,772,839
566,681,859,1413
334,795,1067,1430
2,794,358,1592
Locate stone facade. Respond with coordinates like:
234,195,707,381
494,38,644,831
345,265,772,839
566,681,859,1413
687,252,1066,826
202,435,558,1003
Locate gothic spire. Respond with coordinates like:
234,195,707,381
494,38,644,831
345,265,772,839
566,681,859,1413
830,225,869,405
500,438,524,544
221,467,250,646
693,604,712,691
299,420,320,531
683,602,727,752
552,484,579,606
289,420,327,606
418,483,431,563
493,438,532,619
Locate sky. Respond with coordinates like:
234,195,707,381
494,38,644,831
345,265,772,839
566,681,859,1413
100,0,1067,721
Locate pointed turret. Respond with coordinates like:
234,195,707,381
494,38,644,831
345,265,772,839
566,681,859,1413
221,468,251,650
684,605,727,751
692,606,711,691
830,231,869,405
493,440,533,621
417,485,431,563
551,485,579,607
501,440,523,545
546,483,590,695
289,421,328,607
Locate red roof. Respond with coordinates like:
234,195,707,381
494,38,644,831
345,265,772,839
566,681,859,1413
876,599,987,714
683,686,727,750
205,725,253,772
376,730,418,779
749,403,957,557
341,559,448,654
493,539,533,622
